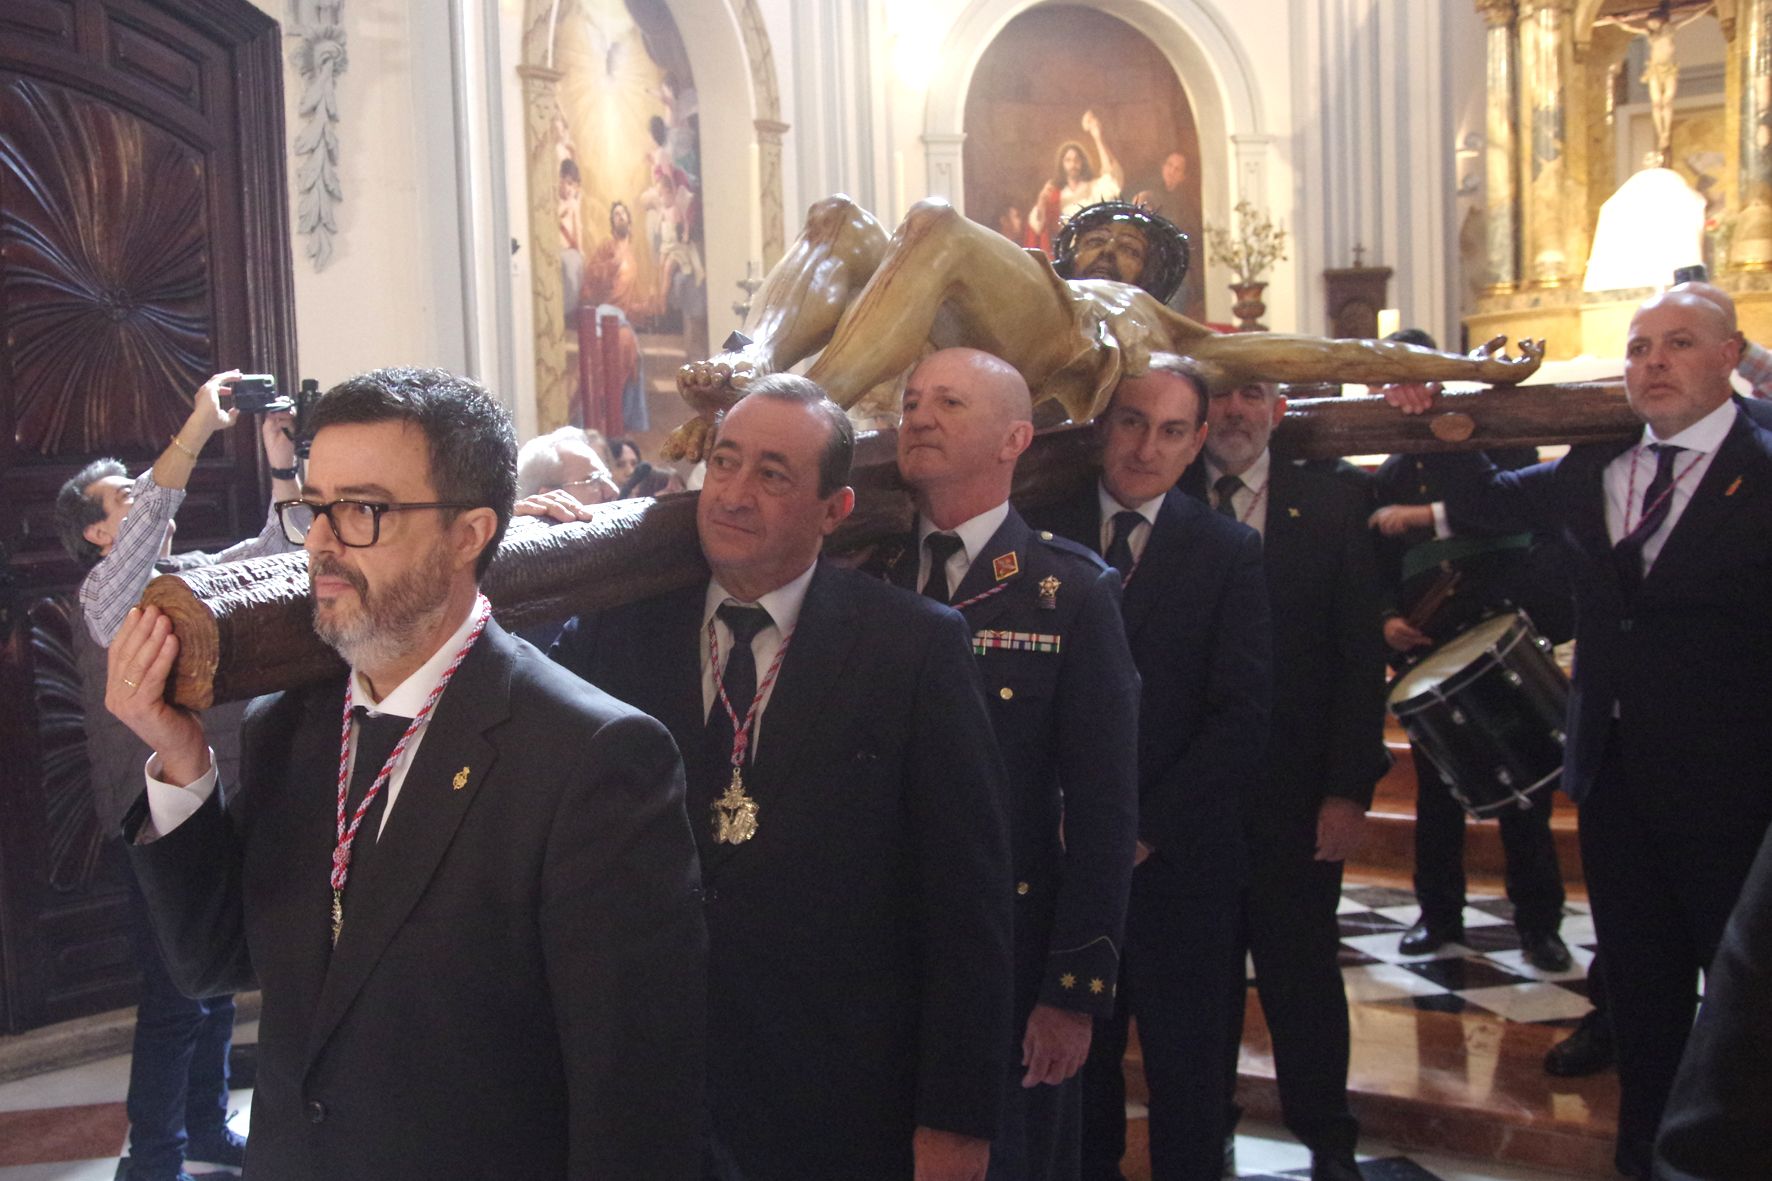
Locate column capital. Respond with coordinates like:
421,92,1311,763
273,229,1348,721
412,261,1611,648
1517,0,1574,16
1474,0,1515,27
753,119,790,144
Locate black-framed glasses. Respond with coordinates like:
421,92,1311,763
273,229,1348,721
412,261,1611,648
275,498,476,548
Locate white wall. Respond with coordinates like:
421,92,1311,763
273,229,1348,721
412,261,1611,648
250,0,473,390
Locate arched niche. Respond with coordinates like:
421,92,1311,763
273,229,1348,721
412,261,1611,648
517,0,784,432
925,0,1268,312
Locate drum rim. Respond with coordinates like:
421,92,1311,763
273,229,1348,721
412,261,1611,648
1459,764,1563,817
1388,610,1537,717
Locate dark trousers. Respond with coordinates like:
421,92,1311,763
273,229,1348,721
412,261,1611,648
1224,828,1358,1162
989,1057,1080,1181
123,855,235,1178
1082,858,1244,1181
1411,740,1564,935
1580,734,1764,1179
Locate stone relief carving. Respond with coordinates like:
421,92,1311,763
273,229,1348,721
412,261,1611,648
288,1,348,270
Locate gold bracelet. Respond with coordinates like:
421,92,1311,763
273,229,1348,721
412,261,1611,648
168,433,201,461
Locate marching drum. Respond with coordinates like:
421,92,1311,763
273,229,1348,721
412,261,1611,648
1387,612,1570,817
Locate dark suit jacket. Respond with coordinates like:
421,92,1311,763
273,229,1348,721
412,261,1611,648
1371,449,1575,649
127,621,707,1181
1654,819,1772,1181
1034,488,1271,886
1182,458,1389,828
1444,401,1772,810
874,507,1139,1019
552,560,1013,1178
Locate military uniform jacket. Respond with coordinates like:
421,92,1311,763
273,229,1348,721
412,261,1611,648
873,505,1139,1018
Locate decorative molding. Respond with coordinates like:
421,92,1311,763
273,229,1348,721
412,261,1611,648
286,1,348,271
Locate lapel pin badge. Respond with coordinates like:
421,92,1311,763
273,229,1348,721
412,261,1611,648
1287,507,1301,518
1726,476,1743,497
452,766,470,791
993,552,1020,581
1038,575,1060,609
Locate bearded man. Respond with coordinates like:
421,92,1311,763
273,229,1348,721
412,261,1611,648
103,367,706,1181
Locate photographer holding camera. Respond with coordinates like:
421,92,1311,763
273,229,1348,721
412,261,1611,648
53,369,300,1181
60,370,301,648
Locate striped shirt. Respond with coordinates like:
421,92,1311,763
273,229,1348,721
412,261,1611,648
79,471,293,647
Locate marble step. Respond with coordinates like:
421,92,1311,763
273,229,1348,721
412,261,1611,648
1120,997,1617,1178
1352,730,1585,895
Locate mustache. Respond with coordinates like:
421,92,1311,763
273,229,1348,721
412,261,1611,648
309,555,367,597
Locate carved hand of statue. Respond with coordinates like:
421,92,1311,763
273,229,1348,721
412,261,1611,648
1466,335,1545,384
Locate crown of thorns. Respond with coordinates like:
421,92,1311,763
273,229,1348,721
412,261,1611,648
1052,200,1191,304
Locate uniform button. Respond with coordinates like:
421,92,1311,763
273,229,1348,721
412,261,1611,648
999,686,1014,700
1619,618,1633,632
1016,881,1030,896
1039,531,1054,540
306,1100,327,1124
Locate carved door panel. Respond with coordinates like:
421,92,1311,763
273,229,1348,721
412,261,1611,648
0,0,295,1032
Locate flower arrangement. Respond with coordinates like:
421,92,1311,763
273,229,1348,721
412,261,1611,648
1205,200,1289,284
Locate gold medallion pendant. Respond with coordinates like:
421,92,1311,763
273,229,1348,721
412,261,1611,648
712,768,760,845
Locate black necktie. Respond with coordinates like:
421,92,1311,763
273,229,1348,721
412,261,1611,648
1214,474,1244,519
343,706,410,890
1104,510,1143,575
922,532,965,603
1614,443,1683,593
707,604,773,761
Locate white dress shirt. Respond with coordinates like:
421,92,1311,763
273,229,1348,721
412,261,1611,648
1430,397,1737,579
1203,448,1274,538
915,501,1011,598
1601,397,1736,575
1096,482,1164,566
701,560,816,755
142,604,485,842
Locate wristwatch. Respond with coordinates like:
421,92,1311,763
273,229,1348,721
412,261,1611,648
269,463,298,480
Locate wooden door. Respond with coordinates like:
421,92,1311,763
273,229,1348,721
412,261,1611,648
0,0,295,1032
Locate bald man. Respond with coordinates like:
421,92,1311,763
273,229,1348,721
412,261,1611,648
1383,290,1772,1179
870,349,1140,1181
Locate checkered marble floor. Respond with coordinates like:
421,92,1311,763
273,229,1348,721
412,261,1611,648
1321,885,1596,1027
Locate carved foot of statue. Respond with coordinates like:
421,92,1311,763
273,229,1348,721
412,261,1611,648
1468,335,1545,384
669,339,777,460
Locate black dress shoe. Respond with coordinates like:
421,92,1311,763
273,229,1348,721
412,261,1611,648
1398,918,1462,956
1310,1153,1363,1181
1519,930,1573,973
1544,1009,1614,1077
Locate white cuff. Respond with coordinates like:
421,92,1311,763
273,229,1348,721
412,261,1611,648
140,749,218,842
1430,501,1453,540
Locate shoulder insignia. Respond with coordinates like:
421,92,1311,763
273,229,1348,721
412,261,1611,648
992,552,1020,581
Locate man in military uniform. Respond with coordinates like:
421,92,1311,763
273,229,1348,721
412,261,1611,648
875,346,1140,1181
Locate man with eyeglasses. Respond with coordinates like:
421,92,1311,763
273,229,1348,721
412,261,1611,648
516,425,621,505
104,367,707,1180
